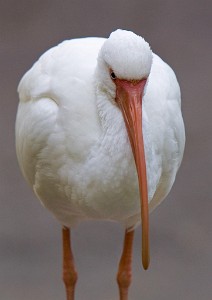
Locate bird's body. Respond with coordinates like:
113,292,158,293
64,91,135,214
16,37,184,228
16,30,185,300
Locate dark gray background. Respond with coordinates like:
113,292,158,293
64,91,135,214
1,0,211,299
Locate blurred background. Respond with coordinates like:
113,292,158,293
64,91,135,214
1,0,211,299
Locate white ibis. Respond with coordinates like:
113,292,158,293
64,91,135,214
15,29,185,300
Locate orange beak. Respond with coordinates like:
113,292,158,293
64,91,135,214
115,78,149,270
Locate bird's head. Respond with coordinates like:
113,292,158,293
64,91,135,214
98,29,153,270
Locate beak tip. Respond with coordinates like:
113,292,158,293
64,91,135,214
142,258,150,270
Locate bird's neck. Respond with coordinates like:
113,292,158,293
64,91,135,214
95,87,159,201
95,89,132,156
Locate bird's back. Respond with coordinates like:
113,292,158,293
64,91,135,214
16,37,105,186
18,37,105,103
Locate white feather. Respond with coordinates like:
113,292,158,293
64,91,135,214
16,29,185,228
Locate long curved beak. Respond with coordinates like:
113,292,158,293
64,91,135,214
115,78,149,270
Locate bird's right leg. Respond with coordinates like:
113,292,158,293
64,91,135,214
117,229,135,300
62,227,78,300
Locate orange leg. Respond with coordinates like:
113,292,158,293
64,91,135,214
62,227,78,300
117,229,135,300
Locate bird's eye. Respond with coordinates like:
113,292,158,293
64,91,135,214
110,71,116,80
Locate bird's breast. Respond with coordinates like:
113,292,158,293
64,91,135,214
34,123,144,227
73,143,140,220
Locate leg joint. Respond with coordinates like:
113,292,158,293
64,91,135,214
117,269,132,289
63,269,78,286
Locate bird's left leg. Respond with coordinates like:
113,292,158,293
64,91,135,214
62,226,78,300
117,229,135,300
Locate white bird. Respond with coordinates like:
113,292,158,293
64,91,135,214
15,29,185,300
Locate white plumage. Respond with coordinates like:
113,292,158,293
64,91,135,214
16,30,184,229
16,29,185,298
